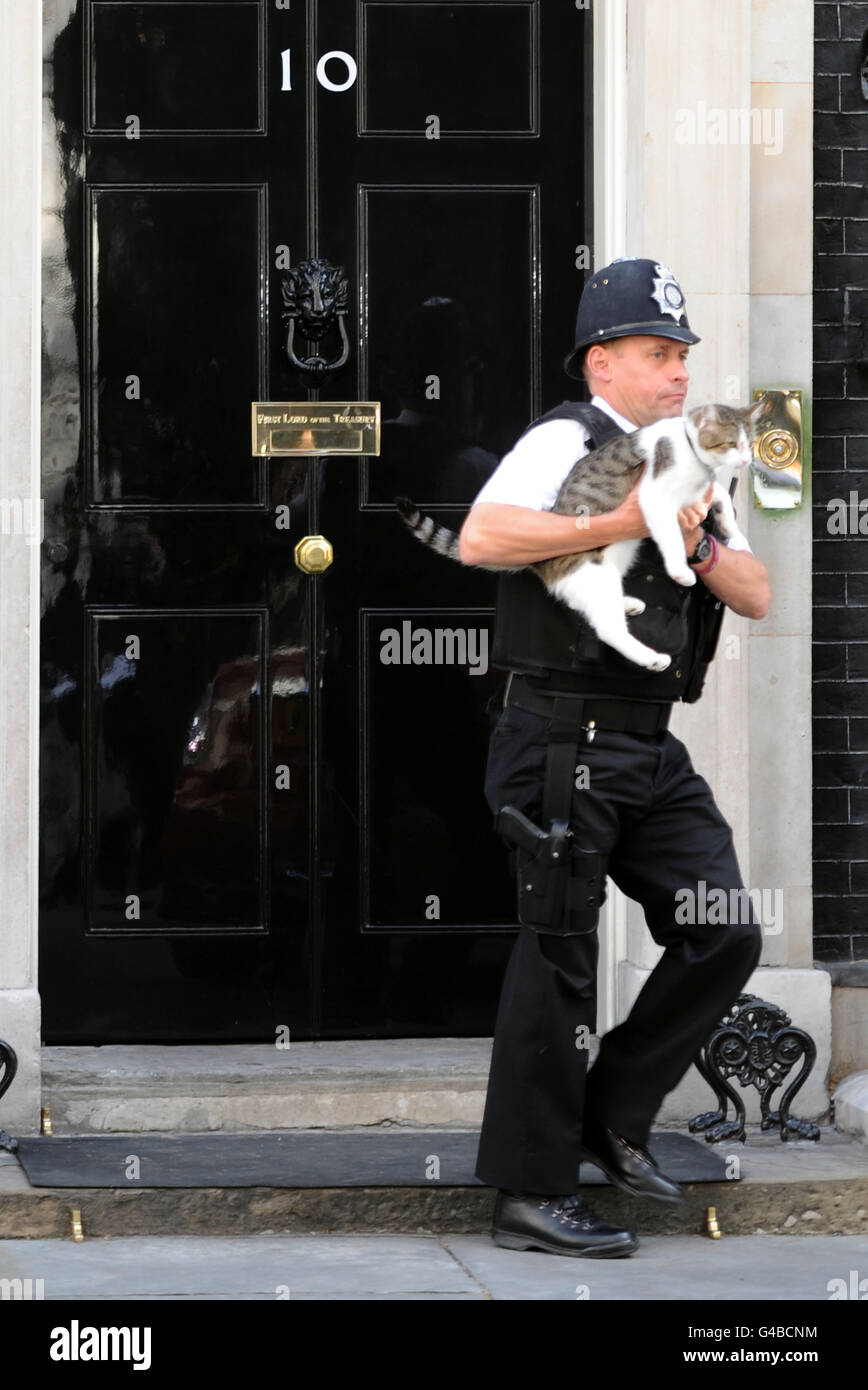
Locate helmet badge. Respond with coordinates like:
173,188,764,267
650,263,686,324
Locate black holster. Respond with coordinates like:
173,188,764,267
495,694,605,936
496,807,603,936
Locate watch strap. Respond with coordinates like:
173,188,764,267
687,534,712,565
692,533,719,575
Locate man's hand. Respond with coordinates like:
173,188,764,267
609,478,650,540
678,483,714,555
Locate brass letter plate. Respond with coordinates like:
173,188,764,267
252,402,381,456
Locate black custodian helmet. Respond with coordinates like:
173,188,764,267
564,257,701,380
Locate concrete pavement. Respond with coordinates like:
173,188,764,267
2,1232,867,1300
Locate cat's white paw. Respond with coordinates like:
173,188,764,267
670,569,696,587
647,652,671,672
624,597,646,616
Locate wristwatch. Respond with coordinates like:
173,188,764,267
687,534,713,567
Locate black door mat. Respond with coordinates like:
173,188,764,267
14,1130,730,1189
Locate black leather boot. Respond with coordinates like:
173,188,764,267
491,1190,638,1258
580,1125,685,1205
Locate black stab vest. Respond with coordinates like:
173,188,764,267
490,401,727,703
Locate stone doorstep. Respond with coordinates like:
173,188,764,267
37,1040,849,1136
40,1041,498,1134
0,1129,866,1240
1,1186,867,1242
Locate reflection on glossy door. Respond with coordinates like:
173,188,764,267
40,0,590,1040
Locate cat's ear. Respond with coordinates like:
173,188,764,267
748,393,775,430
691,405,718,431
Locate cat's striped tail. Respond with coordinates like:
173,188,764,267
394,496,463,563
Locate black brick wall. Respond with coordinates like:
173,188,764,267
814,2,868,962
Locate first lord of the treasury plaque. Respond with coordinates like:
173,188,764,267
252,402,381,456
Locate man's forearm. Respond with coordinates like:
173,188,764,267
458,502,638,567
694,543,771,621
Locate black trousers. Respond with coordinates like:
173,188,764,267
475,699,762,1194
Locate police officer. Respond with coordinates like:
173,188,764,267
459,258,770,1258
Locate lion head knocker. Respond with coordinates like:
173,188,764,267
281,258,350,387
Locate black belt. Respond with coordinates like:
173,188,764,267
505,673,672,736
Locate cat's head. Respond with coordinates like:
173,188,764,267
684,396,774,471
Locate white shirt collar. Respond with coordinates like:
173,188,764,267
590,394,639,434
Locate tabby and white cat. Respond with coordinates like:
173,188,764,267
395,399,769,671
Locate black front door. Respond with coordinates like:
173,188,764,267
41,0,591,1041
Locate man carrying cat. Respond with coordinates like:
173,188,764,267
459,256,769,1258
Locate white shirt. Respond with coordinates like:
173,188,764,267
471,394,753,553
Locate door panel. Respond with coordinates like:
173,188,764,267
41,0,590,1040
359,1,538,136
88,185,266,505
88,610,266,931
360,185,538,507
87,1,264,135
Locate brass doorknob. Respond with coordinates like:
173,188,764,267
294,535,333,574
